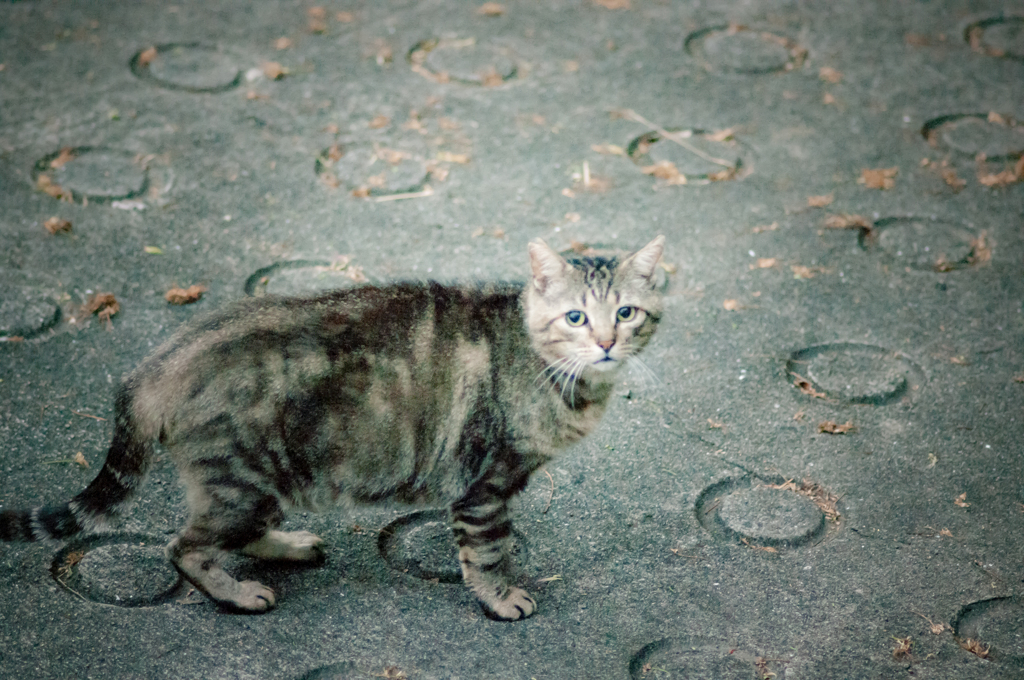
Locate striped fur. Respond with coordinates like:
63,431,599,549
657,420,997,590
0,236,664,619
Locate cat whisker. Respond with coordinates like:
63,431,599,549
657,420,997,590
627,355,661,392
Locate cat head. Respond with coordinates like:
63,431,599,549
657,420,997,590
524,235,665,381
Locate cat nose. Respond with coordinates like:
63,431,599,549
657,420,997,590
596,339,615,352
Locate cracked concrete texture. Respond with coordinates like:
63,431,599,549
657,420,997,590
1,1,1023,678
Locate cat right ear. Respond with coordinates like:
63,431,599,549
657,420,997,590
528,239,569,293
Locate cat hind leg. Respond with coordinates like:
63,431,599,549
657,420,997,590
241,530,325,562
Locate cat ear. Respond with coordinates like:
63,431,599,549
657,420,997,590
528,238,570,293
619,235,665,286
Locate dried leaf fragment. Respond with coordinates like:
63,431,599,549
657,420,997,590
958,637,990,658
86,293,119,324
752,257,778,269
891,636,912,660
437,151,471,164
722,299,741,311
165,284,207,305
977,155,1023,187
953,492,970,508
49,147,78,169
859,166,898,190
791,373,826,399
137,46,158,67
818,420,855,434
73,451,89,468
36,174,74,202
967,231,991,266
44,217,72,234
791,264,825,279
261,61,288,80
641,160,687,185
752,221,779,234
591,143,625,156
807,193,834,208
274,37,293,50
375,666,407,680
824,213,870,230
818,66,843,83
477,2,505,16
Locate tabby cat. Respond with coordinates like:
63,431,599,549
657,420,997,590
0,235,665,620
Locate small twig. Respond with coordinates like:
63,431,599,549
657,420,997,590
71,410,106,421
369,185,434,202
616,109,735,168
542,468,555,514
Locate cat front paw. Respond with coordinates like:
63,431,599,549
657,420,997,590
479,586,536,621
222,580,277,613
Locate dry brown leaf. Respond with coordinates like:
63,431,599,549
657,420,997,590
958,638,990,659
137,46,158,67
939,528,953,538
43,217,72,234
722,299,741,311
274,37,293,50
86,293,119,324
36,174,74,202
49,147,78,169
824,213,871,230
859,167,898,190
967,231,991,266
368,114,390,129
891,637,912,660
818,420,855,434
791,264,825,279
437,151,471,164
707,167,737,182
261,61,287,80
376,666,408,680
477,2,505,15
791,374,826,399
73,451,89,468
807,194,834,208
977,156,1023,187
752,257,778,269
987,111,1008,126
307,6,326,19
953,492,970,508
818,66,843,83
940,164,966,192
351,186,370,198
376,147,408,165
366,172,387,188
822,93,837,106
641,160,687,184
704,127,737,142
165,284,207,305
752,221,779,234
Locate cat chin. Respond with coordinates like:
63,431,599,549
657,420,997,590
586,359,622,376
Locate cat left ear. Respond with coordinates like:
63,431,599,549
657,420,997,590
528,238,570,293
620,235,665,285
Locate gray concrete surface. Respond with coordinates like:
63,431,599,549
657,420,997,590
1,0,1023,678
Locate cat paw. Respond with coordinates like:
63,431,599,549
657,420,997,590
222,581,277,613
241,530,326,562
479,587,536,621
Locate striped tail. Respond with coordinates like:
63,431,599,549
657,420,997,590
0,385,152,542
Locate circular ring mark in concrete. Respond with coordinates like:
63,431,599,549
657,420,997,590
685,25,806,74
696,476,827,548
964,16,1024,61
51,533,183,607
130,43,241,92
627,129,744,183
952,597,1024,665
244,259,373,297
408,38,517,85
922,114,1024,160
629,638,761,680
0,287,60,339
864,216,984,273
786,342,924,405
378,509,463,583
315,143,431,197
33,147,148,202
296,661,361,680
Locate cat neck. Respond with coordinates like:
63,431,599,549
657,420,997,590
543,365,617,411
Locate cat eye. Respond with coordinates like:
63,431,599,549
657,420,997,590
565,310,587,327
616,306,637,322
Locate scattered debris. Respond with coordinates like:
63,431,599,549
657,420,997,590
374,667,407,680
165,285,207,305
790,264,826,279
641,160,687,185
818,420,855,434
437,151,470,164
754,656,778,679
137,46,158,67
722,299,742,311
953,492,970,508
762,478,840,522
958,637,990,659
891,636,913,660
36,174,74,202
143,245,163,254
752,221,779,234
966,231,992,266
751,257,778,270
859,166,898,190
261,61,288,80
273,37,293,50
43,217,72,235
335,11,355,23
977,155,1023,188
806,193,834,208
307,6,328,33
85,293,119,325
73,451,89,468
818,66,843,83
477,2,505,16
49,147,78,169
791,373,826,399
740,538,779,553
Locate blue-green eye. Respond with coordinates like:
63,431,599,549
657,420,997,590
616,306,637,322
565,310,587,327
